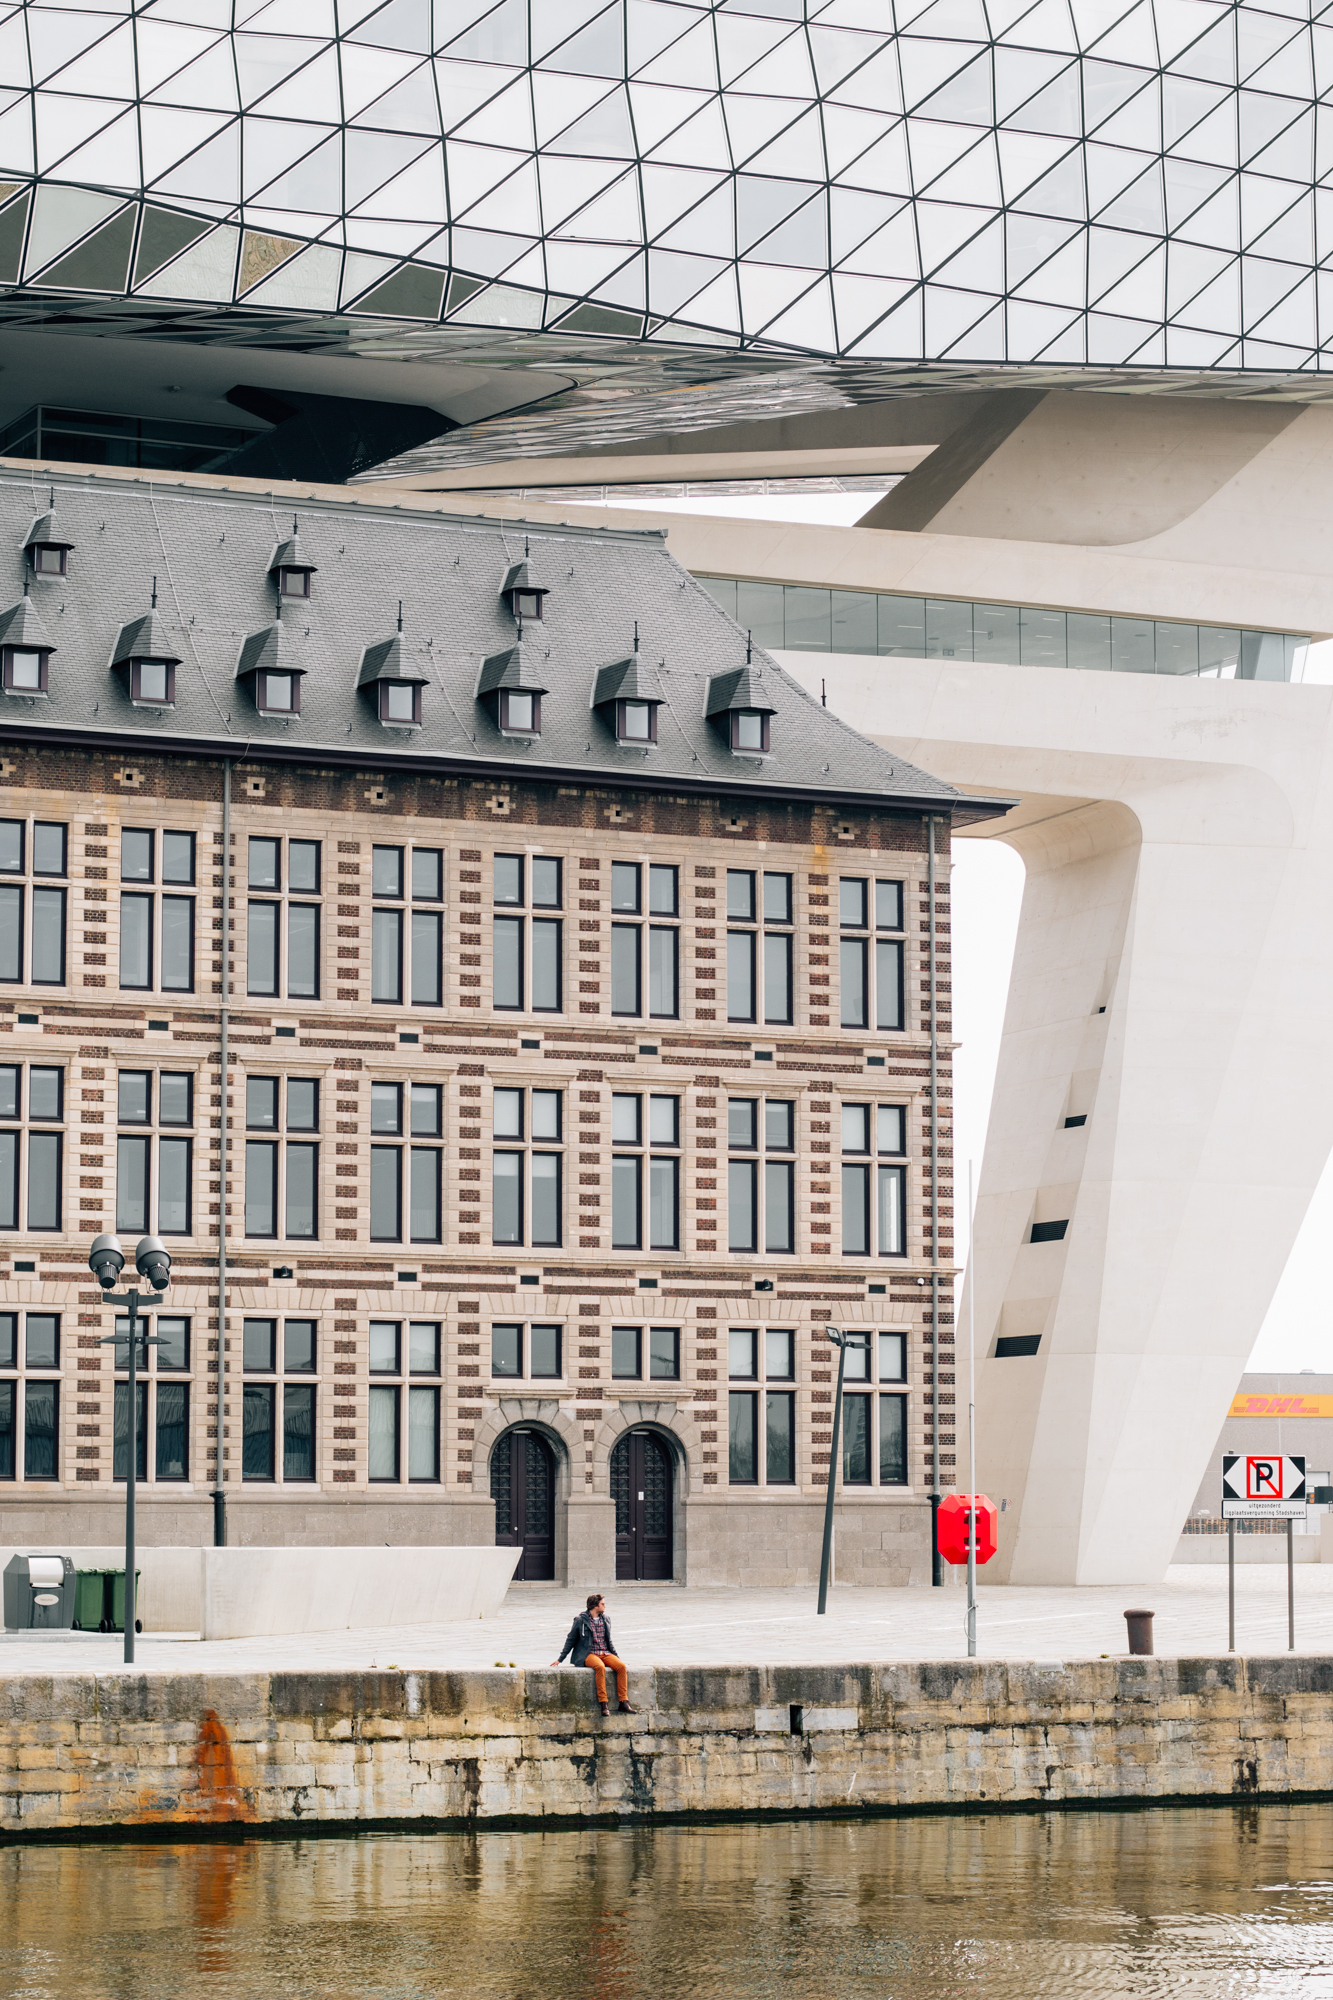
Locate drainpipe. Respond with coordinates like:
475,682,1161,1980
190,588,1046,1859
928,814,941,1586
213,758,231,1547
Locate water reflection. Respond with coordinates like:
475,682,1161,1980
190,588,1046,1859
2,1805,1332,1997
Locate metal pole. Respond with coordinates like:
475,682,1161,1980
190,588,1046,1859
966,1158,977,1659
1288,1516,1295,1652
124,1290,138,1667
1228,1518,1235,1652
817,1332,849,1615
928,815,941,1586
213,757,230,1548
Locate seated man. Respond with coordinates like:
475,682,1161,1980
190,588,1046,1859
552,1592,638,1717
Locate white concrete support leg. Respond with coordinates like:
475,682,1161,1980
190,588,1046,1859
780,652,1333,1584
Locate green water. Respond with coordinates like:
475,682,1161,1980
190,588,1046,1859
3,1805,1332,1997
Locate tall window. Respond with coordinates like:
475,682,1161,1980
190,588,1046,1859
491,1086,563,1247
841,1330,909,1487
244,1074,320,1239
113,1313,190,1482
839,876,905,1031
369,1319,442,1482
492,852,562,1012
609,862,679,1018
0,1311,60,1480
371,844,444,1007
241,1316,319,1481
841,1103,907,1256
0,1063,63,1231
247,835,320,1000
371,1080,444,1243
611,1092,680,1250
119,828,195,993
725,870,794,1025
727,1097,795,1254
727,1327,796,1486
116,1069,194,1236
0,818,66,987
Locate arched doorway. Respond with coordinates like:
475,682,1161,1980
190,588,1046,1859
611,1429,674,1580
491,1429,556,1581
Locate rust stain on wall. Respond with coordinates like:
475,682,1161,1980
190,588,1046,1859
192,1709,257,1822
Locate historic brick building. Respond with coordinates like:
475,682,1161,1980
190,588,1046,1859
0,467,997,1586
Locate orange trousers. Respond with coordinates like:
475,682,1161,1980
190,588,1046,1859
586,1652,628,1703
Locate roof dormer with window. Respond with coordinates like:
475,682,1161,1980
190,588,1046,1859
358,615,428,730
500,548,550,624
706,664,777,755
236,621,306,716
592,649,664,746
477,641,548,738
268,520,316,603
23,510,74,581
110,587,182,709
0,596,55,696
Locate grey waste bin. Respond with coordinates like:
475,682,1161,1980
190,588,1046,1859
3,1553,76,1630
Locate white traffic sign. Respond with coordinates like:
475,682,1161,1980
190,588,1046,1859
1222,1453,1307,1520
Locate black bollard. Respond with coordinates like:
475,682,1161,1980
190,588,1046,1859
1123,1608,1155,1656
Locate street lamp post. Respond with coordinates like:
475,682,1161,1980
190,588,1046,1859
817,1325,870,1616
88,1233,173,1666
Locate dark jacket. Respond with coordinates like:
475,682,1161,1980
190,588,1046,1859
558,1610,617,1668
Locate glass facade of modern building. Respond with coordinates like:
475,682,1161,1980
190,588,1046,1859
699,578,1308,683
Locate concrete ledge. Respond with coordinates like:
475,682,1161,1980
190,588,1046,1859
2,1655,1330,1835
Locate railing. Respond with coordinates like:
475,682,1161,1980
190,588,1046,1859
699,577,1308,683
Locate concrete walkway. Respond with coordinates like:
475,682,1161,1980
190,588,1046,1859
0,1566,1328,1676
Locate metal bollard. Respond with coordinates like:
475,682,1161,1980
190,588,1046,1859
1123,1607,1155,1656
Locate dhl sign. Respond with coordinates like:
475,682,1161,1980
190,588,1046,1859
1229,1394,1333,1418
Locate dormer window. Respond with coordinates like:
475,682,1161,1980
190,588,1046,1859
23,512,74,580
380,681,421,725
268,524,316,604
259,671,297,713
278,568,310,600
500,689,539,734
619,700,656,742
732,711,769,752
513,589,542,621
236,623,306,717
130,660,174,706
111,598,181,709
3,648,47,693
358,621,427,731
500,554,549,624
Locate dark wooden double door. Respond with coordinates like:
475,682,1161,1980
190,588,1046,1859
612,1430,674,1581
492,1430,555,1581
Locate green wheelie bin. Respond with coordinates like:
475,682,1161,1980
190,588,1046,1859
107,1568,141,1634
72,1568,110,1631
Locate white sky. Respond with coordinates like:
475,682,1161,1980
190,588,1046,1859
577,486,1317,1375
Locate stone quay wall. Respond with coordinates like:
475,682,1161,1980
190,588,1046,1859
3,1656,1333,1837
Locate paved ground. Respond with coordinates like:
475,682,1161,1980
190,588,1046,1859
0,1566,1329,1676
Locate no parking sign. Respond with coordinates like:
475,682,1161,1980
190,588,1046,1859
1222,1453,1307,1520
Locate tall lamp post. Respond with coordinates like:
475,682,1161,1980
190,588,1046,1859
88,1233,173,1666
817,1325,870,1616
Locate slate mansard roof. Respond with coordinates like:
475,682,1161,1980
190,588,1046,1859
0,471,989,823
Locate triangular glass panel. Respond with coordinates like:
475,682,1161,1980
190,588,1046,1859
735,173,819,253
633,19,718,90
646,99,731,170
743,109,829,182
1001,65,1082,135
1006,297,1078,356
1239,337,1311,368
456,158,540,233
249,0,335,34
998,127,1077,200
755,277,837,352
925,282,1001,351
1171,257,1240,331
236,227,302,293
150,123,241,203
352,64,442,135
1247,270,1316,345
1007,209,1081,284
738,259,821,332
433,59,520,134
448,281,543,326
544,236,633,292
242,120,337,202
728,33,816,99
1087,306,1152,359
449,225,533,276
913,50,995,125
750,191,829,267
0,188,29,286
497,243,544,288
830,186,906,263
590,250,646,311
1177,177,1239,250
714,14,797,88
1092,78,1163,152
647,246,730,315
339,130,427,207
25,183,123,273
654,180,736,254
553,172,642,244
1316,21,1333,99
33,203,134,291
1164,155,1231,231
342,215,437,253
546,87,635,158
1001,0,1078,53
552,300,644,336
1012,146,1087,217
640,163,725,239
627,0,700,78
439,0,527,65
132,204,210,286
354,147,447,223
1086,139,1156,213
50,109,141,191
0,12,28,91
45,22,136,98
139,105,232,185
1081,58,1154,133
1170,18,1235,89
251,46,343,123
1013,229,1087,302
1086,1,1160,69
911,0,990,41
1242,171,1307,248
628,81,711,154
1237,8,1303,86
245,239,341,307
340,246,396,299
1086,220,1157,294
1247,191,1314,265
545,9,627,81
846,286,923,357
1164,325,1236,363
1319,265,1333,334
32,93,129,175
1093,161,1164,230
1238,251,1303,323
1246,36,1313,101
1033,314,1087,361
925,132,1002,206
234,33,327,108
1153,0,1223,67
453,75,535,151
916,198,995,268
911,115,992,190
27,11,122,85
898,36,988,112
823,105,902,179
828,45,904,114
675,266,741,332
346,257,443,315
928,212,1003,288
136,221,238,298
1246,107,1314,184
539,154,626,228
1169,97,1238,171
1165,237,1231,313
725,94,820,169
832,269,915,343
1240,90,1307,169
1094,241,1163,316
839,203,921,277
1162,74,1230,149
532,0,612,63
809,24,892,96
446,141,533,215
993,44,1070,122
